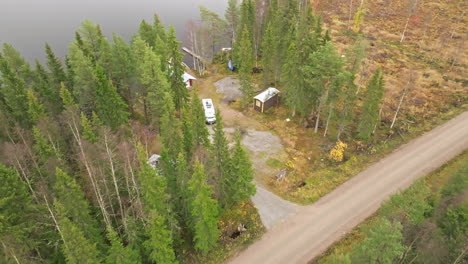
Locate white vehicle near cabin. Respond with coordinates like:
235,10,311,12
202,98,216,125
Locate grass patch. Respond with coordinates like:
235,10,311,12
266,158,283,169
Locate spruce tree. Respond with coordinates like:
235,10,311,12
134,37,170,125
136,144,168,214
211,111,232,207
55,201,102,264
138,20,157,48
0,54,30,127
230,132,256,204
45,43,67,87
1,43,32,82
59,83,76,107
190,89,209,147
159,91,183,162
144,210,178,264
110,34,136,113
167,26,189,113
188,160,220,254
238,25,255,108
80,112,98,143
94,65,129,130
33,60,62,114
32,126,57,162
67,43,97,114
105,227,141,264
357,70,385,141
225,0,240,45
53,168,104,249
0,164,35,251
181,111,194,160
26,89,46,124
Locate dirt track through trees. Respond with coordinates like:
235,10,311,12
227,111,468,264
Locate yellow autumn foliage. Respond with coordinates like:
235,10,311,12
329,141,348,162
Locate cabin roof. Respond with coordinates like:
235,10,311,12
254,87,280,103
183,72,197,82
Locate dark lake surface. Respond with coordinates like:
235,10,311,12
0,0,227,62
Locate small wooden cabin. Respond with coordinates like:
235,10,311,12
183,72,197,88
253,87,280,113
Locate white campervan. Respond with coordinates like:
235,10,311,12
202,98,216,125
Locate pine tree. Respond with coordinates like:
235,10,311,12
188,160,220,254
54,201,102,264
94,65,129,130
230,132,256,204
144,210,178,264
211,111,232,207
302,43,344,133
26,89,46,124
0,54,30,127
357,70,385,141
105,227,141,264
238,25,255,108
190,89,209,147
167,26,189,113
53,168,104,249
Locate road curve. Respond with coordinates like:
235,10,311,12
227,111,468,264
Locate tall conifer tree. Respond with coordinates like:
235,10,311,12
94,65,129,130
55,201,102,264
167,26,189,113
188,160,220,254
211,111,232,207
105,227,141,264
230,132,256,204
357,70,385,141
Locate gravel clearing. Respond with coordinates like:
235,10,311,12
214,76,242,102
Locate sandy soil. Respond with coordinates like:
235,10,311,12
227,111,468,264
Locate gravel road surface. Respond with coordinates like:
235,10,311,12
227,111,468,264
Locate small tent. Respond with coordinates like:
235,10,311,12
253,87,280,113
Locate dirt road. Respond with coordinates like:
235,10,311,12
227,111,468,264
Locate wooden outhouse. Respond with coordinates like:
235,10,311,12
253,87,280,113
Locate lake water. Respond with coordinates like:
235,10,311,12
0,0,227,62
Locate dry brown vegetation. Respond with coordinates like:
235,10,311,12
315,0,467,127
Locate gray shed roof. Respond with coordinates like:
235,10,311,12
254,87,280,103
